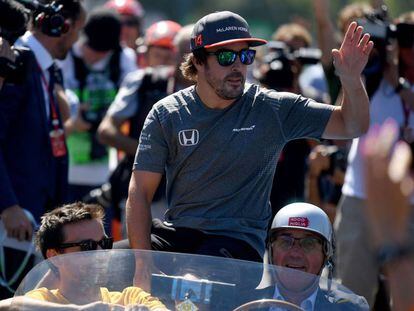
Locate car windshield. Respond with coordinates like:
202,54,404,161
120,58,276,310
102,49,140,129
12,249,369,310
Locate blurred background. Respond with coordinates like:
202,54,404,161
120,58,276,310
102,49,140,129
83,0,414,40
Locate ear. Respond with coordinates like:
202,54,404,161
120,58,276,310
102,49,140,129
46,249,59,259
193,60,205,76
192,54,205,72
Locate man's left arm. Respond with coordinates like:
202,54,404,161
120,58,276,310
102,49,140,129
322,22,374,140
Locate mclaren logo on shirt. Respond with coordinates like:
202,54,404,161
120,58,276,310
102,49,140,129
178,129,199,146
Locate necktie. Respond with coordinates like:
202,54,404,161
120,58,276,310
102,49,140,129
47,63,57,97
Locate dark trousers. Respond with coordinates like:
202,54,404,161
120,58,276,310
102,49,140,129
114,218,262,263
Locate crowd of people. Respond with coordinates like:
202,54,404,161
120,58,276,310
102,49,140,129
0,0,413,310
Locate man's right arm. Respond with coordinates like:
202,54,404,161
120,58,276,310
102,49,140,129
98,115,138,156
98,70,144,155
126,170,163,250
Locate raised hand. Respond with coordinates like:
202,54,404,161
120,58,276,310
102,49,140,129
332,22,374,85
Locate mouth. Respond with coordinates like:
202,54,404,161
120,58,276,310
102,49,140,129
285,264,307,272
226,77,243,86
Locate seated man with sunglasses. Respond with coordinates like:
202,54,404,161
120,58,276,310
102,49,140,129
259,202,368,309
127,10,373,269
22,202,167,310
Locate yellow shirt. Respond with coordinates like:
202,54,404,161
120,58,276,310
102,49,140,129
25,286,167,310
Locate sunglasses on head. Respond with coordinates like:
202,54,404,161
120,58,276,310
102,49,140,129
272,234,322,253
59,237,113,252
206,48,256,66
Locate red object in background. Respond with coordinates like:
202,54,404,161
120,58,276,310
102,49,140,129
145,20,182,50
105,0,144,18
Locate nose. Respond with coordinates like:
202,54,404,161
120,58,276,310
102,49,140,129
289,240,305,253
231,56,243,70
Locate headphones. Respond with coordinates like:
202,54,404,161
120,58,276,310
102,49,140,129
34,1,70,37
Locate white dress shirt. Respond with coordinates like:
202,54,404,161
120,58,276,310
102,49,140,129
17,31,55,118
271,285,318,311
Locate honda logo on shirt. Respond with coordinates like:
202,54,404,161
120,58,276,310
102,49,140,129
178,129,199,146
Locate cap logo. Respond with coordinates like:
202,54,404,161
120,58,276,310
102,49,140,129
288,217,309,227
216,26,248,33
195,34,203,47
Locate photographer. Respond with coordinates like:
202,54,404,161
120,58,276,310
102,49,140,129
0,0,86,297
0,0,26,90
306,144,347,223
335,9,414,307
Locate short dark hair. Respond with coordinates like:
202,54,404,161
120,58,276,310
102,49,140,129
35,202,105,259
180,48,207,82
35,0,84,23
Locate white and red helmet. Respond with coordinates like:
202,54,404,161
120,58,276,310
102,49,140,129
145,20,182,49
105,0,144,18
270,202,333,259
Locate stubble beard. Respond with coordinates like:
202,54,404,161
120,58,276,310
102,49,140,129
205,66,245,100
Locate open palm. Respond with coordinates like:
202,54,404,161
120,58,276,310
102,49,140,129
332,22,374,80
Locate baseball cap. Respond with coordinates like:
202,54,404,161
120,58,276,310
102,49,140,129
190,11,267,51
82,8,121,52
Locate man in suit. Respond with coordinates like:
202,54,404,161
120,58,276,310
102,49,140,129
0,0,86,244
254,202,368,310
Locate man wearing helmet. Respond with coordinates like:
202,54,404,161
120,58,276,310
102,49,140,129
260,202,368,309
269,202,333,276
139,20,182,68
105,0,144,53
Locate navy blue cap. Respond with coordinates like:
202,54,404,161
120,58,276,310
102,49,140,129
83,8,121,52
190,11,267,51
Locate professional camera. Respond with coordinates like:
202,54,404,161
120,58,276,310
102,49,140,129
319,145,348,177
0,0,69,84
356,5,414,97
357,5,414,47
0,0,29,83
255,41,321,90
356,5,395,42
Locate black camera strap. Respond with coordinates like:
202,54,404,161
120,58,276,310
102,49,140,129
400,95,414,144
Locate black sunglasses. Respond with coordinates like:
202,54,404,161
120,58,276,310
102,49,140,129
206,48,256,66
272,234,322,253
59,237,113,252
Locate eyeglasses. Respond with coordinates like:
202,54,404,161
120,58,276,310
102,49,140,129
206,49,256,66
272,235,322,253
59,237,113,252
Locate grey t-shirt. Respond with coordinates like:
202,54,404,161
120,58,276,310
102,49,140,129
134,84,335,256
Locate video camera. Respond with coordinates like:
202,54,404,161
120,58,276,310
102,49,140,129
0,0,67,84
256,41,321,90
357,5,414,47
319,145,348,177
356,5,414,95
